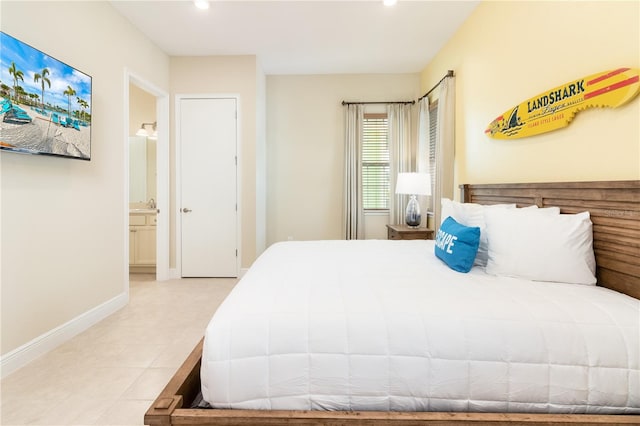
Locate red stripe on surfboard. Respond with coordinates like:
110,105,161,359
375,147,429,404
485,115,504,133
584,76,639,100
587,68,630,85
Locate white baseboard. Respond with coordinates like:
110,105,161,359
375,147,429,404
165,268,244,280
168,268,180,279
0,292,128,379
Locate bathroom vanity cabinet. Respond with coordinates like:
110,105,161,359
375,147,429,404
129,213,156,270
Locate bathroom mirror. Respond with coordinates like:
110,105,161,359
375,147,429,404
129,136,157,204
130,136,147,203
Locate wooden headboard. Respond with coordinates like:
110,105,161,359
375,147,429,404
460,180,640,299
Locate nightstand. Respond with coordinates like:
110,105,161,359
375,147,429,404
386,224,435,240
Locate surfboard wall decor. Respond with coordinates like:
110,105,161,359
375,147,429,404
485,68,640,140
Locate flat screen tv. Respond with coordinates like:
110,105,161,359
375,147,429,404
0,32,92,160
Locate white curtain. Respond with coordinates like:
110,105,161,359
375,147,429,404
387,103,413,225
434,76,455,228
343,104,364,240
416,96,431,225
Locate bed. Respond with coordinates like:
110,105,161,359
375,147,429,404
145,180,640,425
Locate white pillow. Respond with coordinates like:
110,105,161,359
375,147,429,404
484,209,596,285
520,205,561,214
440,199,516,267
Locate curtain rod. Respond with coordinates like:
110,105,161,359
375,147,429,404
341,100,415,105
418,69,454,102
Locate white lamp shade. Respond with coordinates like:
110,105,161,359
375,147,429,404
395,173,432,196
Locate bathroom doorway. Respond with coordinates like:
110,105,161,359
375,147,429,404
129,84,157,277
126,72,169,283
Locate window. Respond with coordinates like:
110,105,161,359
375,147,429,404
362,113,389,210
427,100,438,207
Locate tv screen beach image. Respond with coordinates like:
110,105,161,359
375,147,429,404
0,32,92,160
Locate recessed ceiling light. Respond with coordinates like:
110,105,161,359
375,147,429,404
194,0,209,10
383,0,397,6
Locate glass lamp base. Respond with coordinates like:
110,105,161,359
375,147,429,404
405,195,421,227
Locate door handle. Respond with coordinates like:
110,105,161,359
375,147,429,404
182,207,192,213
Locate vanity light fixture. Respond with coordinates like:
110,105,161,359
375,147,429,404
194,0,210,10
383,0,398,6
136,121,157,137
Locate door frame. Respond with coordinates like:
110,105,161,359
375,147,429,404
175,94,241,278
124,69,170,283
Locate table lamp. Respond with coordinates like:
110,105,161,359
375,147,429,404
395,172,432,227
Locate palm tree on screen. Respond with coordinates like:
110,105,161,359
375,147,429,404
34,68,51,111
77,97,88,122
63,85,76,119
8,62,24,103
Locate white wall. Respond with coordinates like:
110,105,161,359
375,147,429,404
169,56,263,269
1,1,169,367
266,74,420,244
256,64,267,256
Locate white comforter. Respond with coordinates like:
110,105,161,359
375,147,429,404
201,240,640,413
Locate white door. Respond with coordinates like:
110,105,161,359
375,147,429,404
180,97,237,277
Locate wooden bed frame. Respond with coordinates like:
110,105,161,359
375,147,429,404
146,180,640,426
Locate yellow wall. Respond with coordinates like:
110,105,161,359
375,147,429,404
421,0,640,191
129,84,156,137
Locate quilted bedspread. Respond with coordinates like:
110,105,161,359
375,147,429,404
201,240,639,413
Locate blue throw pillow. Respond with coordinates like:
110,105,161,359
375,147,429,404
434,216,481,273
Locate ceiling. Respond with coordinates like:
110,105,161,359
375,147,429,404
110,0,479,75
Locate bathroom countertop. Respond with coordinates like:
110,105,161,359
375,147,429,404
129,208,157,215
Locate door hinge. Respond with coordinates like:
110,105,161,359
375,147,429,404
235,249,238,257
235,156,237,165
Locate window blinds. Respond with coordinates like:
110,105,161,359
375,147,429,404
428,101,438,199
362,114,389,210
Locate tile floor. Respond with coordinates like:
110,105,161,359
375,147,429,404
1,275,236,425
